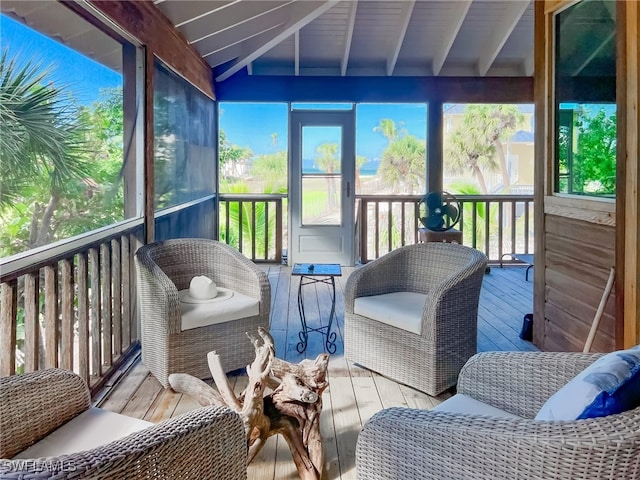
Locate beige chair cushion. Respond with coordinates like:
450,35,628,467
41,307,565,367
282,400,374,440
14,408,153,458
432,394,521,419
180,291,260,331
353,292,427,335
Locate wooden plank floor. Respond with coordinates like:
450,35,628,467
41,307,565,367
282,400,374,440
99,264,535,480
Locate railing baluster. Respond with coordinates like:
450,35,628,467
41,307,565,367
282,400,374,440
60,258,74,370
238,201,243,254
101,243,112,369
264,202,270,260
276,199,283,263
471,201,478,249
361,199,368,263
484,200,490,257
89,247,101,379
112,238,122,357
78,252,90,384
512,202,526,253
387,201,393,254
374,201,380,259
498,201,504,262
400,202,407,247
122,235,132,349
251,201,257,260
225,200,231,245
44,264,58,369
524,201,531,253
0,280,18,376
23,272,39,372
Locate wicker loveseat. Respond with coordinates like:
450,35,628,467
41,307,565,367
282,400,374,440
0,368,247,479
345,242,487,396
135,238,271,388
356,351,640,480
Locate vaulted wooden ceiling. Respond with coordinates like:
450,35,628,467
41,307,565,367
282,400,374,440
153,0,535,82
2,0,535,83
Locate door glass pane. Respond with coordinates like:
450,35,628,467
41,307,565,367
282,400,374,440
301,126,342,225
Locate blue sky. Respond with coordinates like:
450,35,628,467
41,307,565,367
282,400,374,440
1,14,122,105
219,102,428,165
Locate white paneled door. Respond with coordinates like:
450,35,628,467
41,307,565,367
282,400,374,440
289,110,355,266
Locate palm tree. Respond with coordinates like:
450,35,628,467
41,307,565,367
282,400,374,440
445,127,496,194
315,142,339,209
445,105,523,194
251,150,287,193
373,118,399,144
0,50,88,247
469,105,523,193
378,135,426,194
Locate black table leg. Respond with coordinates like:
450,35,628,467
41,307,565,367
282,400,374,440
325,276,337,354
296,277,308,353
296,275,337,354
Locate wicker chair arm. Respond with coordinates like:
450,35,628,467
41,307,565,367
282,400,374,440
420,257,486,340
458,351,602,418
0,406,247,480
209,243,270,302
356,406,640,480
135,254,181,334
0,369,90,459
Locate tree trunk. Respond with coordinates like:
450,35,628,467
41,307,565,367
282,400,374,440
473,166,489,194
495,139,511,193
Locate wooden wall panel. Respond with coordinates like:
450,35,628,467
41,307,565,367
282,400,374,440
542,215,616,352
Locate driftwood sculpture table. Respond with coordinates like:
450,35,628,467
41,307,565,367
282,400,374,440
169,328,329,480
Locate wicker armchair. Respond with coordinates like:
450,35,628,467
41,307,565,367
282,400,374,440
345,242,487,395
356,351,640,480
135,238,271,388
0,369,247,480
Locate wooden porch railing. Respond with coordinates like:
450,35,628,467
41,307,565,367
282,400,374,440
219,193,285,263
0,220,143,393
357,194,535,263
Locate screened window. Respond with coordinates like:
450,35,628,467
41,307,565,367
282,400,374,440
153,62,216,210
443,103,535,196
355,103,427,195
218,102,288,194
0,10,137,257
554,0,616,197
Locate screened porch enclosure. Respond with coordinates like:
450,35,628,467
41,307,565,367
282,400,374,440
0,0,536,387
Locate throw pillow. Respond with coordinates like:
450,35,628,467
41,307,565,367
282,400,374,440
535,345,640,421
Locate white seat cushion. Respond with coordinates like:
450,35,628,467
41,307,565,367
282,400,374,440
354,292,427,335
181,290,260,331
13,407,153,458
432,394,521,419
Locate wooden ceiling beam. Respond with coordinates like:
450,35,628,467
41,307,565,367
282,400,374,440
172,1,238,29
477,0,529,76
432,0,472,76
340,0,358,76
294,30,300,76
386,0,415,76
523,47,534,76
215,0,340,82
